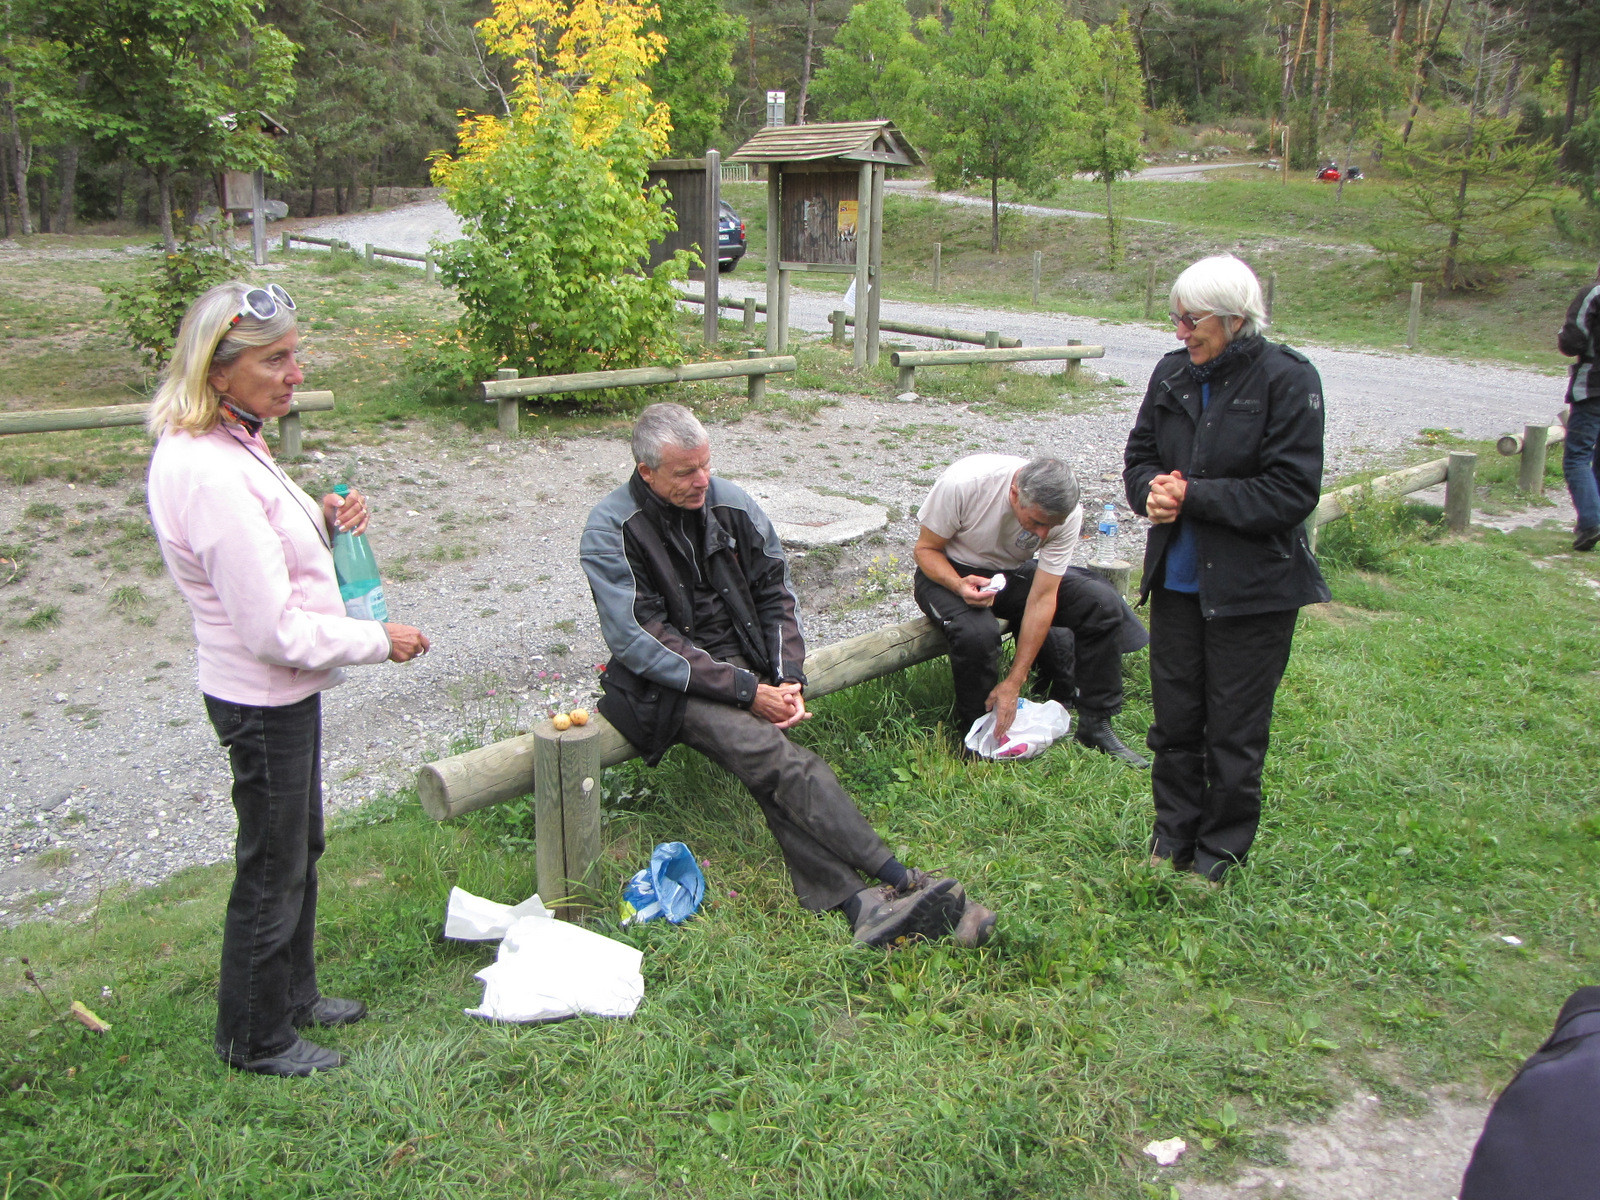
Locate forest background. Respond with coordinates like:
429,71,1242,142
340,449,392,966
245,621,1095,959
0,0,1596,258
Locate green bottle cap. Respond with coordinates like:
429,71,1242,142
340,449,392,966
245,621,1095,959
334,483,350,497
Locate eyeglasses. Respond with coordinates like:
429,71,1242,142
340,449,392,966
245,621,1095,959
228,284,296,330
1169,310,1216,333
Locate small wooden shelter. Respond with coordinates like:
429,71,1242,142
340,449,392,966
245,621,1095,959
729,120,921,367
646,150,725,346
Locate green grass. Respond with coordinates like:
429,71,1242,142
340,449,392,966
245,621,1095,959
4,513,1599,1197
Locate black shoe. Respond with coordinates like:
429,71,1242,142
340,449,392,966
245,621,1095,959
851,877,963,947
1575,525,1600,552
292,997,368,1028
1074,712,1151,769
228,1036,346,1077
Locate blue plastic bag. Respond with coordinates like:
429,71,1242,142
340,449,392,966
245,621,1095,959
619,841,706,926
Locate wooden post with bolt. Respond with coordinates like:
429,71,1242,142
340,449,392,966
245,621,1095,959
1445,450,1476,532
495,368,520,436
1518,423,1550,496
532,718,605,920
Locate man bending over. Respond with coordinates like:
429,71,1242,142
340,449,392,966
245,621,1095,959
581,404,995,948
914,454,1149,766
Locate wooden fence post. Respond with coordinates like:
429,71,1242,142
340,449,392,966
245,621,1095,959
1031,251,1042,307
280,231,291,251
743,297,757,335
495,368,520,436
746,348,766,404
897,363,916,392
532,718,606,921
277,412,302,458
1446,450,1476,532
830,309,847,346
933,242,942,292
1064,338,1082,382
1518,423,1550,496
1407,283,1423,349
1266,271,1277,322
1084,560,1132,597
1144,262,1156,319
703,148,721,349
985,330,1000,349
364,242,374,263
425,252,436,283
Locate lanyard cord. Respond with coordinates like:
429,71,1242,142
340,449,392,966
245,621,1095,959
219,422,332,551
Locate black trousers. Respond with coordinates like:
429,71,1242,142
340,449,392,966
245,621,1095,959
674,658,893,912
204,692,325,1063
914,560,1143,736
1147,588,1299,880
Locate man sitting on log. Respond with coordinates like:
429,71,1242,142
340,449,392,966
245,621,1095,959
580,403,995,948
914,454,1150,765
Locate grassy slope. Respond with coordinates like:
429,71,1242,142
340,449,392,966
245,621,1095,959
3,513,1598,1198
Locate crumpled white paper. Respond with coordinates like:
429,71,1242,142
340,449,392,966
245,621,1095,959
444,886,552,940
1142,1137,1188,1166
446,888,645,1023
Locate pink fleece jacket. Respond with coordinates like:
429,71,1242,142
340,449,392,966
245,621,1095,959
147,421,391,707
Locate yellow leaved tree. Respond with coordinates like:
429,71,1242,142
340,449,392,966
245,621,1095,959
429,0,693,384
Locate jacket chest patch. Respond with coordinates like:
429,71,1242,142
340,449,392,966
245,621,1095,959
1227,397,1263,413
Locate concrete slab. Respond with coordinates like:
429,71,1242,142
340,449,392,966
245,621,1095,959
736,483,888,548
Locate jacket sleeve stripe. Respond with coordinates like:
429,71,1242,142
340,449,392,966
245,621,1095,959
580,506,693,691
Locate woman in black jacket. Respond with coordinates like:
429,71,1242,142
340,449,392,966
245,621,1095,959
1123,255,1330,882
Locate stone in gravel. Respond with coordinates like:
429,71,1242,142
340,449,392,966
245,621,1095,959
735,483,888,548
896,392,919,403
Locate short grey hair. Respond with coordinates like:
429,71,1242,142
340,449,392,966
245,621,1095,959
1170,254,1270,339
1014,457,1079,519
631,403,708,467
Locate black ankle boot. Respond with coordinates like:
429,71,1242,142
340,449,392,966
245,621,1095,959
1074,711,1150,769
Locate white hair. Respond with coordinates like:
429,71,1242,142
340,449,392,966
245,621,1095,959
147,282,297,437
1169,254,1269,340
1014,458,1079,519
632,403,708,467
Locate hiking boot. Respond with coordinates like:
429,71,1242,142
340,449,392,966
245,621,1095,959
850,877,963,948
951,897,997,948
227,1036,346,1077
292,997,368,1029
1575,525,1600,552
1074,711,1151,769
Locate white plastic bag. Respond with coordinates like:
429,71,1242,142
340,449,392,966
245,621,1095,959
963,698,1073,760
445,887,645,1023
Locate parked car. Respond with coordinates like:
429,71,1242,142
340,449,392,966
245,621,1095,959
717,201,746,272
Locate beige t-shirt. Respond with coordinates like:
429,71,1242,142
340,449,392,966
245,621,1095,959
918,454,1082,575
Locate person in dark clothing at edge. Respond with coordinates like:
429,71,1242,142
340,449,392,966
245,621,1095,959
1558,259,1600,551
912,454,1151,766
580,404,997,948
1123,254,1331,884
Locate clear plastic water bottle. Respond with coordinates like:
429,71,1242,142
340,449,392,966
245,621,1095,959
330,483,389,621
1095,502,1118,562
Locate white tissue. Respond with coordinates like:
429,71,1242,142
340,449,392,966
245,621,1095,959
444,886,552,941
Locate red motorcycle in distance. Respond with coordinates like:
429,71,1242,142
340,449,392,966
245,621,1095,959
1316,162,1363,182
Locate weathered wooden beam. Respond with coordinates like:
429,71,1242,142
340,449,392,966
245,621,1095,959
1445,450,1476,532
0,391,335,437
415,614,1001,822
479,357,797,401
1308,457,1449,528
890,345,1105,368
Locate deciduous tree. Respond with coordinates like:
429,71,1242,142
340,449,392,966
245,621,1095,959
1060,13,1144,264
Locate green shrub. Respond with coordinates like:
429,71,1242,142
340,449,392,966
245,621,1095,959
104,220,245,370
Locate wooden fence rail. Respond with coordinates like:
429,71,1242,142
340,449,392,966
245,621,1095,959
1497,417,1567,498
282,233,438,280
675,291,1022,349
0,391,336,456
890,343,1104,392
415,449,1478,916
480,357,797,436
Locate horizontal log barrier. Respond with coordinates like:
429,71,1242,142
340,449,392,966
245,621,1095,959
480,357,797,436
1304,449,1477,549
284,233,349,250
0,392,335,455
283,234,438,280
675,291,1022,349
890,343,1104,392
1496,418,1567,498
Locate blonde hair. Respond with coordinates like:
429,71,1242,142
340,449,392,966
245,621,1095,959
146,282,298,437
1170,254,1270,339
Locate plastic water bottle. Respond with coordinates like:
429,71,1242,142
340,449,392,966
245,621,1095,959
1095,502,1118,563
330,484,389,621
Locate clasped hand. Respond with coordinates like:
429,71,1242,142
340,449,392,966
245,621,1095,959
322,486,370,536
1145,470,1188,524
752,681,810,730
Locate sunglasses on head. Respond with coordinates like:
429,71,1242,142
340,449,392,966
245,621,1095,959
228,284,296,330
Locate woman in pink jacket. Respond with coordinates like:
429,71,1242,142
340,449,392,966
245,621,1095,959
146,282,429,1077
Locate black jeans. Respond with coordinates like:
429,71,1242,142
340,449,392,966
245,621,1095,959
676,691,893,913
914,560,1144,736
204,692,325,1063
1147,588,1299,880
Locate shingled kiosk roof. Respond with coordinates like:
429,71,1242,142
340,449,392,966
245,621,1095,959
728,120,921,167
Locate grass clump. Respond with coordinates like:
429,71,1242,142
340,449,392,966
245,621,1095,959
18,603,62,630
3,515,1599,1196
